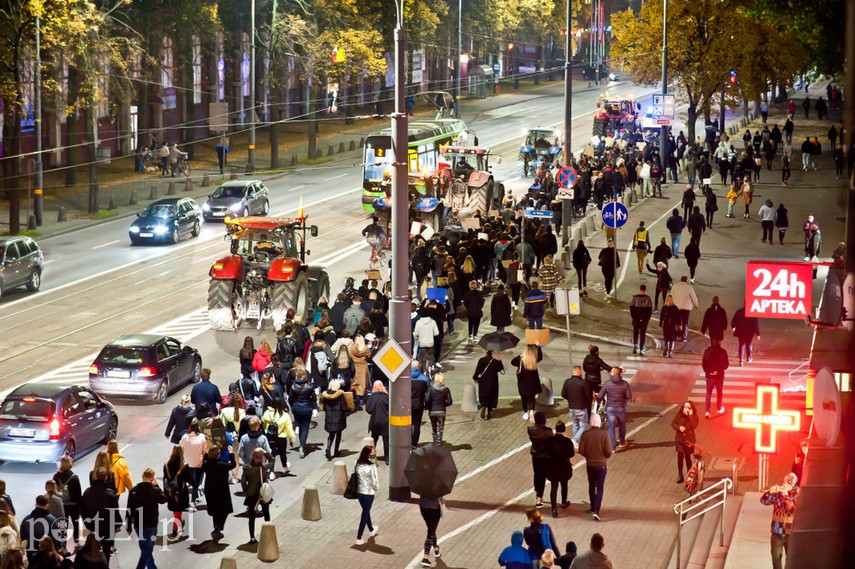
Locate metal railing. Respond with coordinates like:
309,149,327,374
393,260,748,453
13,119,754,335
672,477,733,569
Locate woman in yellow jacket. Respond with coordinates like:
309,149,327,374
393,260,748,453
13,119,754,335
726,185,739,218
261,400,297,475
106,439,133,495
219,394,246,483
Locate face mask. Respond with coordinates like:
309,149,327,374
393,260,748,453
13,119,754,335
808,216,814,222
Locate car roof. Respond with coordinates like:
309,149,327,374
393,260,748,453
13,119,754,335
0,236,34,245
7,383,74,400
149,198,181,206
218,180,262,188
105,334,169,347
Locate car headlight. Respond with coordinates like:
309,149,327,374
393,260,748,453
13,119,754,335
202,203,210,212
229,202,243,212
129,226,140,234
154,225,169,234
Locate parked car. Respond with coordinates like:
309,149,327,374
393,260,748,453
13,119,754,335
0,384,118,463
129,198,202,245
0,236,44,300
88,334,202,404
202,180,270,222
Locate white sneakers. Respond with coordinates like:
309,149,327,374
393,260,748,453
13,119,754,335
717,407,726,415
370,526,379,537
522,412,530,421
355,538,365,545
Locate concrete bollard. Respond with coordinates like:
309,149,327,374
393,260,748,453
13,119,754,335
316,148,323,158
339,142,346,153
571,226,583,244
129,190,138,206
537,377,554,406
219,555,238,569
290,154,297,166
578,221,588,239
149,186,158,200
57,207,67,222
167,182,176,196
257,522,280,561
328,144,335,156
359,137,365,146
301,486,322,521
331,461,348,495
184,179,193,192
245,163,253,174
461,384,477,412
28,215,37,230
586,215,597,233
631,189,638,204
349,140,356,151
626,191,634,206
202,175,210,187
230,169,238,180
108,193,117,210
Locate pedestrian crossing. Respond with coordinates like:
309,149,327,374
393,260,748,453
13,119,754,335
687,358,808,411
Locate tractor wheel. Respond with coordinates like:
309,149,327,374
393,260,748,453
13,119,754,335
592,119,606,138
271,272,310,331
467,179,493,217
207,279,240,331
307,267,331,312
493,182,506,210
517,155,528,177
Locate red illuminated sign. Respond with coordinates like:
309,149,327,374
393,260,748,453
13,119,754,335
733,384,801,454
745,261,813,319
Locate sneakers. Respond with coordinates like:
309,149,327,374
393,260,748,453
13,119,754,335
747,357,753,363
299,448,305,459
370,526,379,537
522,412,530,421
632,346,637,355
480,407,486,419
738,359,744,367
639,349,646,356
592,513,601,521
421,558,432,567
618,441,628,448
434,546,441,558
704,411,711,419
355,538,365,545
717,407,726,415
652,308,658,314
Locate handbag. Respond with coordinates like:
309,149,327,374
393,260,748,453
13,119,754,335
343,471,358,500
260,481,275,503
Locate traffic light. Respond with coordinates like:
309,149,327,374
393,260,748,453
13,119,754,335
729,69,737,84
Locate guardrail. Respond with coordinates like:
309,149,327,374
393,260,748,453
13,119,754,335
672,477,733,569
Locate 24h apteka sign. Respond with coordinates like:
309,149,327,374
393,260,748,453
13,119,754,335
745,261,813,319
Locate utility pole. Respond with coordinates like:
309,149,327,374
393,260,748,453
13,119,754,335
248,0,256,172
389,0,412,503
562,0,572,247
456,0,462,117
660,0,668,152
34,9,43,226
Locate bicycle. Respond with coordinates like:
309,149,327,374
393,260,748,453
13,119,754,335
367,236,388,271
173,156,191,177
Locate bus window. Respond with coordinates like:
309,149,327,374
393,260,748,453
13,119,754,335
363,136,393,181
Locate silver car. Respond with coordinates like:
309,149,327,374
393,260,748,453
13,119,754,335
0,236,44,300
202,180,270,221
0,384,118,463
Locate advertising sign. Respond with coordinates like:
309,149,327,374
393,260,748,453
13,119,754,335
733,384,801,454
744,261,813,319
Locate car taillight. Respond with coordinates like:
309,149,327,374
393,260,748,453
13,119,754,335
139,367,156,377
49,416,61,440
89,364,99,374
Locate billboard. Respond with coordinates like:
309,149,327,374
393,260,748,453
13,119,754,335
744,261,813,319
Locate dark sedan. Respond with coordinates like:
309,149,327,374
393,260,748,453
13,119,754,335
129,198,202,245
89,334,202,404
0,385,118,463
202,180,270,221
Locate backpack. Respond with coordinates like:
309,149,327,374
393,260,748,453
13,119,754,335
501,242,514,261
335,344,352,371
163,463,184,503
266,419,279,440
540,524,552,552
56,474,76,505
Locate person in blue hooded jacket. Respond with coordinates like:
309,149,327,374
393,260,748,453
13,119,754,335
498,530,531,569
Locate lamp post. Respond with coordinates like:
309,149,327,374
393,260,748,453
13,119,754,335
34,8,43,226
248,0,256,172
456,0,462,117
660,0,668,151
389,0,412,502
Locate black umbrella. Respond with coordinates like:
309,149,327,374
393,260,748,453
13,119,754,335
404,443,458,498
478,331,520,352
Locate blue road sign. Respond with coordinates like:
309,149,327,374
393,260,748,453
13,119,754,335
524,208,554,219
556,167,577,188
601,201,629,229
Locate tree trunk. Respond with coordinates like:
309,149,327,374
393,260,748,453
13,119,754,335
686,104,698,142
719,92,726,136
270,107,280,168
65,67,81,187
86,106,99,214
307,75,316,160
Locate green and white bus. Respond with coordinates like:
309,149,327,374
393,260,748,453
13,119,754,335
362,118,467,212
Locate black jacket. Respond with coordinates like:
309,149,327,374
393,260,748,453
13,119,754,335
80,480,120,536
463,289,485,319
684,241,701,267
190,380,222,413
425,384,453,415
701,344,730,379
527,425,556,459
20,508,60,559
582,354,610,390
490,292,513,327
53,469,82,506
701,305,728,341
320,389,348,433
572,244,592,270
165,405,196,444
366,392,390,437
289,379,318,409
329,300,348,334
125,481,167,532
411,374,429,412
561,375,592,411
688,212,706,236
629,293,653,324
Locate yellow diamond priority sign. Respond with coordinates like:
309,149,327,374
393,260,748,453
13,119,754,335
372,338,411,382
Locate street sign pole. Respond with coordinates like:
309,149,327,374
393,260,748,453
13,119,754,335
601,201,629,301
562,0,572,247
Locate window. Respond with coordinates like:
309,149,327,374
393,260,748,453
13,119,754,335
165,339,182,356
0,399,52,422
4,242,20,261
156,343,171,362
63,393,84,419
56,58,69,124
161,36,174,89
77,390,98,410
192,35,202,105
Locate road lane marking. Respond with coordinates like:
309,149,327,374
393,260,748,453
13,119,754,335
404,402,678,568
329,173,348,180
288,185,305,192
92,240,120,250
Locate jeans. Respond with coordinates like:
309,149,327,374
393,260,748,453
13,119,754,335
187,467,204,502
687,173,695,190
356,494,375,538
134,527,158,569
705,374,724,413
678,309,691,340
737,338,754,361
727,202,735,217
762,220,774,242
586,465,607,514
372,433,390,464
570,409,589,445
293,405,313,449
532,457,551,498
677,445,693,478
771,533,789,569
577,268,587,289
801,153,809,169
671,233,682,257
606,407,627,448
632,319,649,350
527,316,543,329
468,318,481,337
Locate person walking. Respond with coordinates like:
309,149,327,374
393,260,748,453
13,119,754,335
260,399,296,474
240,448,272,544
190,368,221,413
578,414,612,521
512,345,543,421
319,379,348,460
365,380,391,464
758,199,775,244
165,395,196,445
700,296,728,342
684,238,701,283
726,185,739,217
162,446,190,540
645,261,672,312
629,285,653,355
498,530,532,569
561,366,593,446
550,420,575,513
238,416,274,480
79,468,119,565
761,472,800,569
523,282,547,329
289,370,318,459
527,411,556,512
490,284,513,332
653,237,673,268
418,495,443,567
570,533,612,568
671,276,699,341
597,240,619,300
177,419,206,507
598,368,632,450
681,185,696,222
106,440,133,497
659,295,683,358
425,373,453,444
473,351,504,420
202,445,235,536
523,508,561,566
411,362,430,446
463,280,485,342
781,152,791,186
672,401,699,483
125,468,168,569
731,307,760,365
632,221,651,274
354,445,380,545
701,339,729,418
53,456,82,550
572,240,592,296
582,345,611,403
687,205,706,244
775,204,789,245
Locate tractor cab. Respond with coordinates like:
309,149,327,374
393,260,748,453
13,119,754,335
524,129,560,151
440,146,498,178
224,215,315,264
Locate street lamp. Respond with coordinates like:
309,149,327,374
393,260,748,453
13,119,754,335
34,5,43,226
456,0,462,117
248,0,256,173
660,0,668,154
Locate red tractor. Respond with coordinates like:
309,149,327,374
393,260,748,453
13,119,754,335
592,98,640,137
435,146,504,217
207,214,329,331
